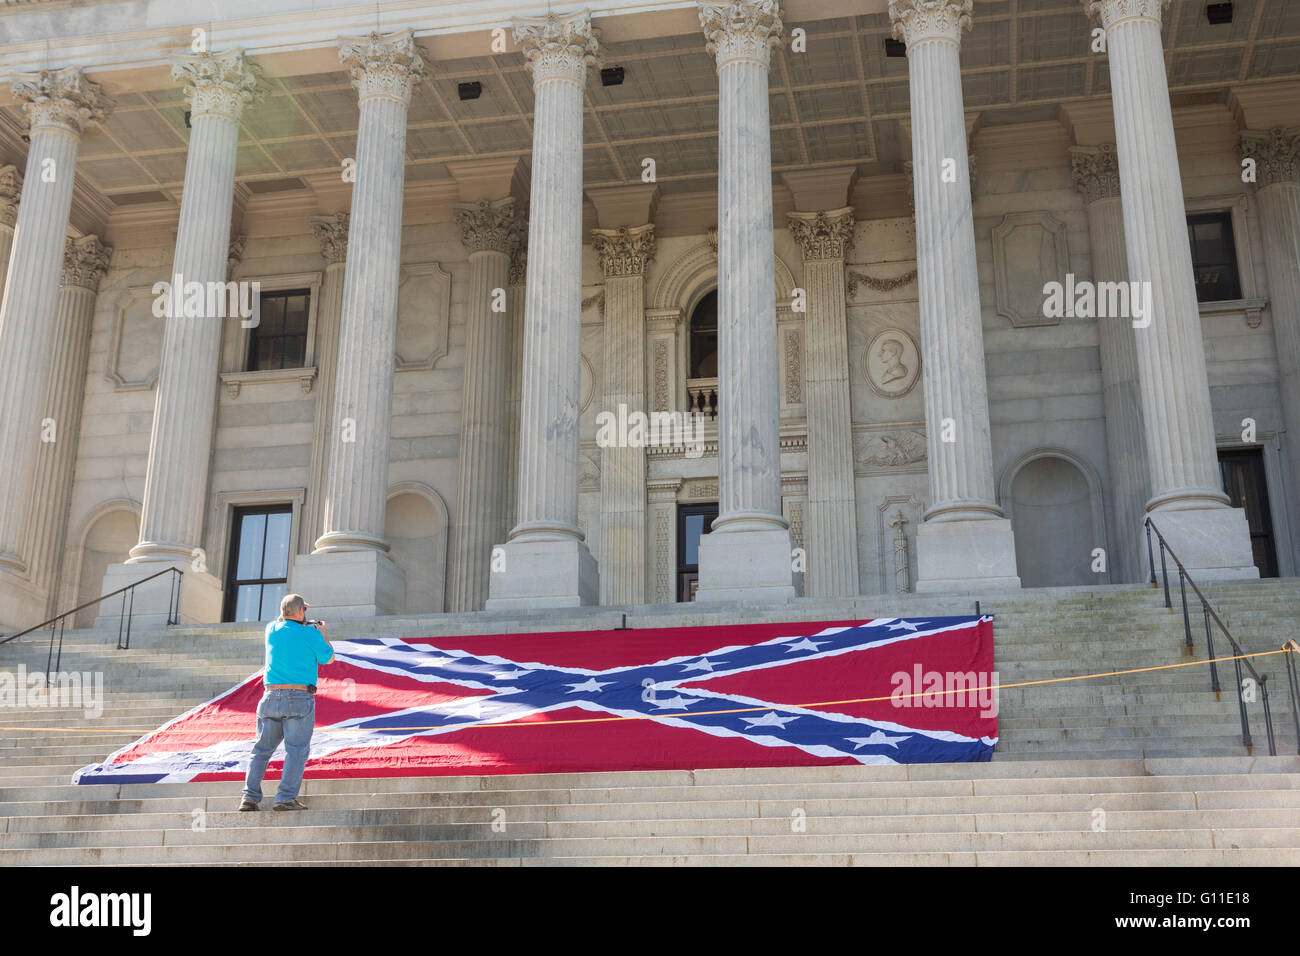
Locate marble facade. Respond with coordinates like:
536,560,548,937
0,0,1295,630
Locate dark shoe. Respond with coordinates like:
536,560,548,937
238,798,259,812
273,798,308,811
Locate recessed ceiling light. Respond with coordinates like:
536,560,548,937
1207,2,1233,25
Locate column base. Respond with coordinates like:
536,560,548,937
916,518,1022,592
289,550,407,618
485,538,599,610
1144,507,1260,583
694,527,798,603
95,561,223,629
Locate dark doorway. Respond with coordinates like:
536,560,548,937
1218,448,1278,578
677,503,718,602
223,505,294,621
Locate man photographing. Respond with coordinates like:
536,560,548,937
239,593,334,811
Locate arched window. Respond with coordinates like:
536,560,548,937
689,290,717,378
687,290,718,418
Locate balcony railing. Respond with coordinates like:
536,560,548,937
687,377,718,420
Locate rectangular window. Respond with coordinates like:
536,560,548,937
1186,212,1241,303
1218,448,1278,578
246,289,310,371
223,505,293,622
677,503,718,602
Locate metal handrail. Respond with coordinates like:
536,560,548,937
0,566,183,682
1144,517,1281,755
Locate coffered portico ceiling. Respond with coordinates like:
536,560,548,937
0,0,1297,218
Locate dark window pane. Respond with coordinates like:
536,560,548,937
235,513,267,580
263,511,292,578
684,514,705,567
283,335,307,369
283,295,309,334
258,296,285,335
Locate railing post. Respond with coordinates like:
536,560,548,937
1204,605,1220,696
1260,674,1276,757
1233,654,1253,753
117,589,127,650
55,617,65,675
1146,520,1156,587
124,585,135,652
1159,542,1171,609
1179,569,1193,653
45,619,56,685
1286,644,1300,756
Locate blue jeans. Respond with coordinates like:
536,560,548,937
241,688,315,804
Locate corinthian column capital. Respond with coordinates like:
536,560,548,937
888,0,972,46
1240,127,1300,188
61,234,112,291
1070,144,1123,204
310,212,350,263
453,198,524,255
1082,0,1168,29
591,224,656,277
12,66,112,136
0,166,21,227
171,50,264,122
514,11,600,87
339,29,426,105
787,207,854,261
698,0,784,70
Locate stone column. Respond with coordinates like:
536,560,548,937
889,0,1019,591
1072,145,1150,584
1242,127,1300,572
26,236,112,614
694,0,796,603
290,30,424,617
448,198,523,611
787,207,860,596
99,50,261,625
1083,0,1256,580
593,224,655,606
0,68,110,631
299,212,349,555
486,11,601,609
647,478,683,604
504,242,527,535
0,166,22,310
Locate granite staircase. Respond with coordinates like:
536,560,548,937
1,578,1297,865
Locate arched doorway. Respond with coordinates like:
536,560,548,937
1007,454,1100,588
384,484,448,614
75,508,140,627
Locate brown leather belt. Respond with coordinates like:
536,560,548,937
265,683,313,691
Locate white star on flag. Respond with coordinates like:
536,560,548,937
415,656,454,668
846,730,908,750
885,620,925,632
565,677,613,694
443,698,483,719
742,711,798,729
783,638,827,653
493,668,530,680
652,695,699,710
680,657,718,672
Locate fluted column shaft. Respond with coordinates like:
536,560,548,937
449,199,520,610
594,224,654,605
1086,0,1225,510
315,32,424,553
299,213,348,554
0,166,21,317
28,236,111,609
0,68,109,572
504,247,526,535
1243,128,1300,569
1073,145,1149,582
509,17,597,544
132,51,260,563
707,3,785,533
788,208,860,596
893,1,1000,521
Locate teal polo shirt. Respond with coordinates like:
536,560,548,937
263,618,335,687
